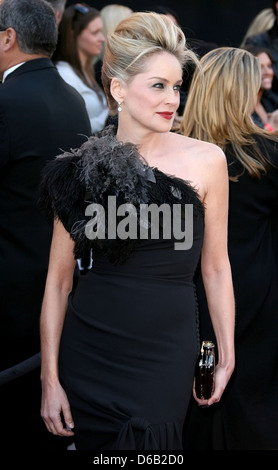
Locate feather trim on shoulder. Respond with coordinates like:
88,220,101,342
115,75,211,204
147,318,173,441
40,125,204,264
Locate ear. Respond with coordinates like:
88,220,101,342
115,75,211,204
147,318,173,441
2,27,17,52
110,77,126,103
55,10,64,25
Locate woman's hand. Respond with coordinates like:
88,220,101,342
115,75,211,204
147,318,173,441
193,362,234,407
41,379,75,437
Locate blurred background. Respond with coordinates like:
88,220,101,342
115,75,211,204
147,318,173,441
66,0,270,47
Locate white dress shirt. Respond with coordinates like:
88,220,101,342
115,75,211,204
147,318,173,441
2,62,25,82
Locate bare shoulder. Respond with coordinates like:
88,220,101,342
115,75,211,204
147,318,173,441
163,133,228,200
172,133,225,166
167,133,227,175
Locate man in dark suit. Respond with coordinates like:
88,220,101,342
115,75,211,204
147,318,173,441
0,0,91,450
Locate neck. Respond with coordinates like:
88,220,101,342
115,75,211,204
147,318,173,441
6,52,48,67
254,95,268,124
257,88,263,103
1,53,48,78
116,120,167,161
78,49,90,72
78,51,95,88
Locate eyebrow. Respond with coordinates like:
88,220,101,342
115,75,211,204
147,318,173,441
147,77,183,83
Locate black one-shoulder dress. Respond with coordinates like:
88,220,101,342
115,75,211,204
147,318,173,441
41,126,205,450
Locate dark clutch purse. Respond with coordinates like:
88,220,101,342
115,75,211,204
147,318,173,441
195,341,216,400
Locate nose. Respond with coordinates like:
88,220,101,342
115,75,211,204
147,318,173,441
165,88,180,107
261,65,273,76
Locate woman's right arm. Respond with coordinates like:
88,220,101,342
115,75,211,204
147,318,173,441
40,219,76,437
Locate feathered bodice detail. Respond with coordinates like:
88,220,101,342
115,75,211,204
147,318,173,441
40,125,204,264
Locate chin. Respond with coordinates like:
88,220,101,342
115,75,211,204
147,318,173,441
157,120,174,131
153,125,172,134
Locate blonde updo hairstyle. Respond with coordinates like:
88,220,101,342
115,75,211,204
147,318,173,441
101,11,198,115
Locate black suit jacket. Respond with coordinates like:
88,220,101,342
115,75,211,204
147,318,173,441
0,58,91,363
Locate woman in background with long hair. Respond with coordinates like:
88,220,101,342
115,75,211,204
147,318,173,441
54,3,109,133
181,47,278,450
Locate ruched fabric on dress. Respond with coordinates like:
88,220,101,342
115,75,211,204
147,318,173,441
115,418,182,450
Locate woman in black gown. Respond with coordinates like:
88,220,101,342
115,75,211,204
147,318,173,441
40,13,235,450
181,47,278,450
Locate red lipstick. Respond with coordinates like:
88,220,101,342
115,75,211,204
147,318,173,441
157,112,173,120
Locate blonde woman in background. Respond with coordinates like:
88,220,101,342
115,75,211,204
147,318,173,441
40,13,234,450
100,4,133,59
240,7,275,47
94,4,133,89
180,47,278,450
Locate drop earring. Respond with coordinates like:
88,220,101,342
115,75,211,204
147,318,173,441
118,101,122,112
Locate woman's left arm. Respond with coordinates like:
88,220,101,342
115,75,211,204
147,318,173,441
196,145,235,406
